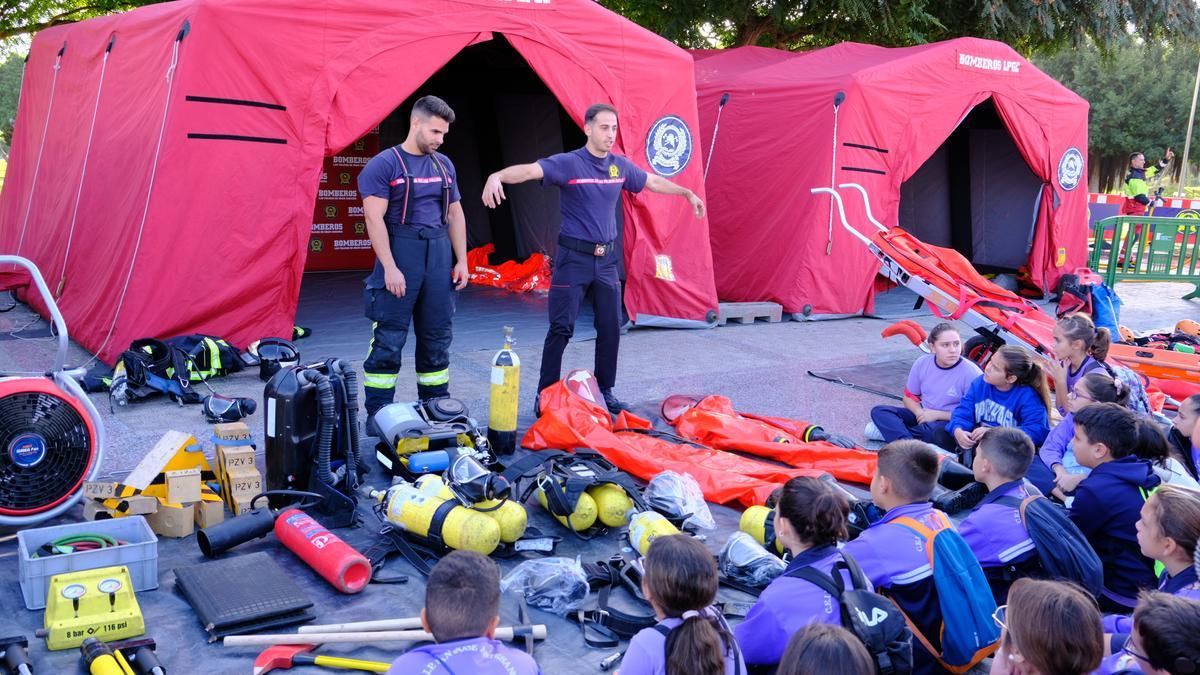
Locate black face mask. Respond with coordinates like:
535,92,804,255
202,394,257,423
253,338,299,382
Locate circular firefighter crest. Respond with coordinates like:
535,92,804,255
1058,147,1083,191
646,115,693,177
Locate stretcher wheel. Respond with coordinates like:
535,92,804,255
964,336,996,368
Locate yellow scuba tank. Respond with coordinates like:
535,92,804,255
427,477,529,544
629,511,681,556
536,478,598,531
487,326,520,456
587,483,635,528
377,481,501,555
739,505,784,555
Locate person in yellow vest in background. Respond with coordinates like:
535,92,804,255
1121,148,1174,216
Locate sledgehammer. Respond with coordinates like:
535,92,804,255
252,644,389,674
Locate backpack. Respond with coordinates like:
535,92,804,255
995,495,1104,598
788,550,913,675
893,513,999,673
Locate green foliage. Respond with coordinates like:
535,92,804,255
0,54,23,147
1035,41,1199,192
600,0,1200,52
0,0,165,44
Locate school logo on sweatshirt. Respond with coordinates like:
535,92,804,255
975,400,1016,428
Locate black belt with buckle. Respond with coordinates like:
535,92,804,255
559,235,614,257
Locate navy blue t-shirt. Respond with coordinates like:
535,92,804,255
538,148,647,243
357,146,461,230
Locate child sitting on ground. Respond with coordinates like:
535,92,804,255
1045,313,1111,415
869,323,980,451
844,439,993,674
736,476,852,667
948,345,1051,464
1167,394,1200,482
1134,418,1199,489
775,624,874,675
956,427,1041,603
1069,402,1162,612
1105,592,1200,675
621,534,746,675
386,550,542,675
989,578,1104,675
1030,371,1129,498
1104,484,1200,641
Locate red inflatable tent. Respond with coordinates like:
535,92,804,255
0,0,718,363
694,38,1089,317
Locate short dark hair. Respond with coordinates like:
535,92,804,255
877,439,939,502
424,550,499,641
1074,402,1139,458
777,476,850,547
978,427,1035,480
1130,151,1145,164
1133,591,1200,674
584,103,617,125
413,95,455,123
776,623,875,675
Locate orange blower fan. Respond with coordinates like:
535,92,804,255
0,255,103,526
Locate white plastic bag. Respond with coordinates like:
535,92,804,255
644,471,716,530
500,557,589,616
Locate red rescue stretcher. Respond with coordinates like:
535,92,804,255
814,184,1200,396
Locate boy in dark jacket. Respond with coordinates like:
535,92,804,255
1070,403,1162,612
957,427,1040,603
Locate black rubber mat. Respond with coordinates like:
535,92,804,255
295,272,596,361
807,357,913,401
173,551,314,640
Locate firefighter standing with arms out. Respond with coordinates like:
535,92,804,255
358,96,469,430
1121,147,1174,215
482,103,704,415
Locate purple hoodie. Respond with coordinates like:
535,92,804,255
734,545,847,666
958,480,1037,568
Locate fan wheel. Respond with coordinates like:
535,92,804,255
0,377,96,516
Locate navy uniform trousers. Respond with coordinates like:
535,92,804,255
363,227,454,414
537,244,621,395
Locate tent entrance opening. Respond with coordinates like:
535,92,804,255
897,99,1043,273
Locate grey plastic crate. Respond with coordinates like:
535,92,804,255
17,515,159,610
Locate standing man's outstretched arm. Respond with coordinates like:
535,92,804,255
643,174,705,218
482,163,545,208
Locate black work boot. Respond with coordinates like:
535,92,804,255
932,481,989,515
600,388,629,416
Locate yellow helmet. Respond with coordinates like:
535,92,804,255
1118,325,1138,343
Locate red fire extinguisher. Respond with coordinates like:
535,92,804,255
274,508,372,593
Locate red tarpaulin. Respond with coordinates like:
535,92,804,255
694,38,1089,316
1,0,718,363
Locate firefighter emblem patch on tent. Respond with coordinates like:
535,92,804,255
1058,147,1083,191
647,115,692,177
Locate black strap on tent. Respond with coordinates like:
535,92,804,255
843,142,889,153
185,95,287,111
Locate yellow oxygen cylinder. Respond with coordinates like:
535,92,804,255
381,482,501,555
434,484,528,544
536,479,598,531
487,326,520,456
738,505,784,555
587,483,635,528
628,511,681,556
